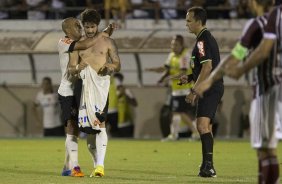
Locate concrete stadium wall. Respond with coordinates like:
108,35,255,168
0,53,248,86
0,85,252,138
0,19,253,139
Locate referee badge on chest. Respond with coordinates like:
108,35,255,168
190,56,195,69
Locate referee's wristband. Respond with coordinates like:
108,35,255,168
191,88,197,95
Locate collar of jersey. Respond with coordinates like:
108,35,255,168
196,28,207,39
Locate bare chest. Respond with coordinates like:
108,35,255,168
79,40,108,59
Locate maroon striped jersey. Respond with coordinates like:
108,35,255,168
239,14,269,96
260,5,282,94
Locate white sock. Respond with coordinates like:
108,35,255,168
64,144,71,170
86,134,97,168
171,115,181,138
63,144,71,170
96,128,108,167
66,134,79,168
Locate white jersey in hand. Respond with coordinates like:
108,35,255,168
78,66,110,130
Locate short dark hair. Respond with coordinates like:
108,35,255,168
81,9,101,25
187,7,207,26
174,35,184,46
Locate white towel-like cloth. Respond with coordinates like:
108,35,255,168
78,66,110,130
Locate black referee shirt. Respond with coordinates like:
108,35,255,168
190,28,223,85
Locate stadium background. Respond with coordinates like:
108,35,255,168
0,18,252,138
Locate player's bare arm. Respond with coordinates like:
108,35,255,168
68,51,87,75
98,38,121,76
165,70,187,83
157,68,169,84
193,60,212,89
225,38,274,79
145,67,166,73
32,103,42,125
194,55,239,97
186,60,212,105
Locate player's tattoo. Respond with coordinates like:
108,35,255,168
108,38,120,72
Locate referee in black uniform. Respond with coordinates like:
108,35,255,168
180,7,224,177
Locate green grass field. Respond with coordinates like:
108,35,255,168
0,138,281,184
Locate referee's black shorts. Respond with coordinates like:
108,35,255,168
58,94,78,126
197,83,224,123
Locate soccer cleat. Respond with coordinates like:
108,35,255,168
71,166,85,177
198,161,217,178
61,169,71,176
90,165,104,177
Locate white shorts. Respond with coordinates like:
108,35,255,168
249,85,280,149
275,84,282,139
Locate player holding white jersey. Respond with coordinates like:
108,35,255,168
58,17,114,177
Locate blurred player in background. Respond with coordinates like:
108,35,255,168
147,34,198,141
107,76,119,137
114,72,138,137
33,77,64,137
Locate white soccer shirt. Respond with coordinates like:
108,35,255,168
57,37,75,96
35,91,62,129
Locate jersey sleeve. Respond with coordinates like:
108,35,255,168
264,7,278,39
164,53,172,68
240,19,258,48
58,38,76,53
231,19,258,60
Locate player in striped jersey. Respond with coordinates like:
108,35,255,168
195,1,279,183
58,17,114,177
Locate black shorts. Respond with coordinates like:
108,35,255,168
197,84,224,123
58,94,78,126
107,112,118,134
171,95,196,115
44,125,65,137
74,79,82,107
103,97,109,116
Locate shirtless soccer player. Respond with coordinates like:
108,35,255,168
58,17,114,177
69,9,121,178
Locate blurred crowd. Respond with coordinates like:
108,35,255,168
1,0,281,21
